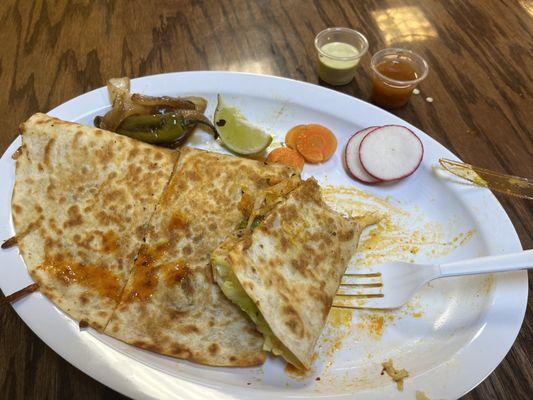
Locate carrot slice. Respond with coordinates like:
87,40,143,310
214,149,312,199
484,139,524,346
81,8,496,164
266,147,305,172
285,125,306,149
308,124,337,161
295,124,337,163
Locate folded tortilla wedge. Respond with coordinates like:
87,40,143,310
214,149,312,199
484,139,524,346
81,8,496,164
12,113,179,330
212,178,377,369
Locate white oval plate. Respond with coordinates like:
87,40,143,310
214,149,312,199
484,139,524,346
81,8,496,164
0,72,526,400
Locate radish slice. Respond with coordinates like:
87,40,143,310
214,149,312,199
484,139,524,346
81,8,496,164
344,127,382,184
359,125,423,182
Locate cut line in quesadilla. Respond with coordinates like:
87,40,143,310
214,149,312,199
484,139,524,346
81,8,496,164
105,147,300,367
212,178,378,369
12,113,179,330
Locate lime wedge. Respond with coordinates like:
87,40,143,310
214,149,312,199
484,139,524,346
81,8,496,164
214,95,272,155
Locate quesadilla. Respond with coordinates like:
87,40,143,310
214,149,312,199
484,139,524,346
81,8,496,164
212,178,377,369
105,147,299,366
12,113,178,330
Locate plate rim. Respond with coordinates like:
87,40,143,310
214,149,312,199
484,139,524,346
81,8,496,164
0,71,527,400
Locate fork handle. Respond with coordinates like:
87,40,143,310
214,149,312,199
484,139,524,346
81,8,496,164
439,249,533,277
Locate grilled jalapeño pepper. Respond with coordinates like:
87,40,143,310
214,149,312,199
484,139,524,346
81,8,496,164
116,113,190,145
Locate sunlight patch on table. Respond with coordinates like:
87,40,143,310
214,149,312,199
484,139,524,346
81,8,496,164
372,6,437,45
223,58,276,75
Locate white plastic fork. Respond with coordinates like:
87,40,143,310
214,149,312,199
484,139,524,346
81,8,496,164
333,249,533,309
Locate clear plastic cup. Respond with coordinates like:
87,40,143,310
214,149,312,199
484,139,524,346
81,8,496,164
370,48,428,109
315,27,369,86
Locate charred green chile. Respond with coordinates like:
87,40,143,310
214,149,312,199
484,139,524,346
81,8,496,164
115,112,207,146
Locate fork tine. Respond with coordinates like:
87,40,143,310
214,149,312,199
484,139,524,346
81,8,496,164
332,303,363,310
334,267,385,306
341,271,382,283
335,293,384,298
332,303,370,310
339,282,383,288
343,272,382,278
331,299,384,310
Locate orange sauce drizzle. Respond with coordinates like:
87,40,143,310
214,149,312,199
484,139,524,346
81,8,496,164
126,244,189,302
161,261,189,285
38,256,122,300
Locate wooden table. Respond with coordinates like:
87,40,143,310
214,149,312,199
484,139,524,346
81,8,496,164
0,1,531,399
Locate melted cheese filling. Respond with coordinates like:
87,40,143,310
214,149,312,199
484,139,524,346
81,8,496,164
212,256,303,369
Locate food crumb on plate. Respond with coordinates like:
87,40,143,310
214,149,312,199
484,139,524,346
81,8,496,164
416,390,430,400
355,312,387,339
284,362,313,379
381,359,409,391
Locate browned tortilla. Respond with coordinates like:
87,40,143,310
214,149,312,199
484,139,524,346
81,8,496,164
105,147,299,366
12,113,178,330
220,179,377,368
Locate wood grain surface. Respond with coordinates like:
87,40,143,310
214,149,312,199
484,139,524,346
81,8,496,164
0,0,531,399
